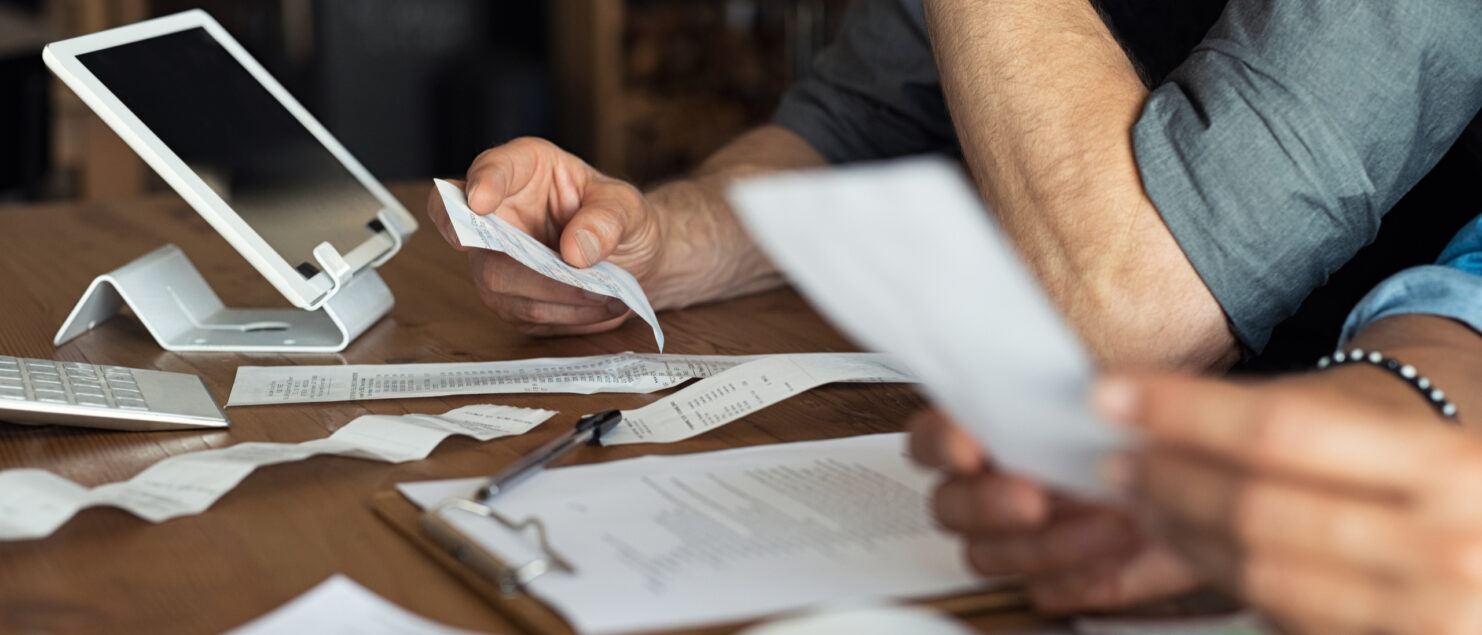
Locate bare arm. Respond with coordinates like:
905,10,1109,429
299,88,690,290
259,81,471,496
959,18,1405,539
923,0,1238,371
641,125,828,309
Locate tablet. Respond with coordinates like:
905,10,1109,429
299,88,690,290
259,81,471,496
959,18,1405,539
43,10,418,309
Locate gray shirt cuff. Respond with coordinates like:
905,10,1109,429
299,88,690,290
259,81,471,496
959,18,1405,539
1339,265,1482,347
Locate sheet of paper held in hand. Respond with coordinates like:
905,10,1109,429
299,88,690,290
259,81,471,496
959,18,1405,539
729,158,1132,499
399,433,986,635
0,404,555,541
435,178,664,351
226,352,911,407
226,575,488,635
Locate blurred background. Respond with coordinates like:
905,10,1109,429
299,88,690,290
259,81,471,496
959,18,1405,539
0,0,848,204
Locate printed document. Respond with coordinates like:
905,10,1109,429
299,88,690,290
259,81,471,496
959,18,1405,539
399,433,989,635
226,575,490,635
0,404,555,541
729,159,1131,499
436,178,664,350
227,352,909,407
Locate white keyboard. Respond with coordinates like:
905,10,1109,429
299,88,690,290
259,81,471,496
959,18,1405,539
0,356,228,431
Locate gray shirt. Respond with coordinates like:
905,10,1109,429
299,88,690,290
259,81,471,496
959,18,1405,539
774,0,1482,352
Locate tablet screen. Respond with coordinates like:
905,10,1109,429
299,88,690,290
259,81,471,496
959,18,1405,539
77,27,384,279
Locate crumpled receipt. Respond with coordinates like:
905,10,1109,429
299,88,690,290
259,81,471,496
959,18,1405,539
0,404,556,541
435,178,665,350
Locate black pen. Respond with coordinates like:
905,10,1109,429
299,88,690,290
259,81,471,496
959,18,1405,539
474,409,623,504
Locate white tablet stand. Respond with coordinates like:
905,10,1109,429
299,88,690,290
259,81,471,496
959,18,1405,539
53,210,411,353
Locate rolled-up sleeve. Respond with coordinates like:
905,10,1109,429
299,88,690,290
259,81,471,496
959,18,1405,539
1340,214,1482,345
772,0,957,163
1133,1,1482,351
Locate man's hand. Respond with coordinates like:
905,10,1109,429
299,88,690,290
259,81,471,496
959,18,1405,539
427,127,824,336
907,408,1202,612
1102,373,1482,634
425,137,667,336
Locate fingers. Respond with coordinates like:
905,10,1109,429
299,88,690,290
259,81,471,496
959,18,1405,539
468,251,631,333
1138,451,1416,579
962,508,1137,577
1026,543,1202,613
933,472,1051,533
560,177,650,268
907,408,988,473
465,137,577,218
425,178,469,251
1098,374,1451,493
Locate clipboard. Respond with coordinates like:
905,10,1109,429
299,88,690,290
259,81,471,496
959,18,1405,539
371,489,1035,635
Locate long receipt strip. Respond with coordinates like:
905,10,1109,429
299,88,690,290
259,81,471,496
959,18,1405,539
730,158,1131,499
400,433,986,635
602,353,914,444
227,352,908,407
435,178,665,350
0,404,556,541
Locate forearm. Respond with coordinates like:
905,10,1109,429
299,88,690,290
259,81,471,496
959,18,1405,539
924,0,1237,371
642,125,827,309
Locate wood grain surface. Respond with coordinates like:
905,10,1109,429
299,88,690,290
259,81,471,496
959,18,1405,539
0,183,1042,634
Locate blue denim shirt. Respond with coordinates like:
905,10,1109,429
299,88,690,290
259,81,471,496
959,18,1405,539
1340,214,1482,345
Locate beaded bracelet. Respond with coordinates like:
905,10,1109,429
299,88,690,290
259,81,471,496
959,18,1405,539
1317,349,1458,421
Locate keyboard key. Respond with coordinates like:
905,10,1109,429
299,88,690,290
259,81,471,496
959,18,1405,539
72,390,105,399
116,398,149,410
0,378,21,391
31,378,62,388
35,394,69,404
0,388,25,400
74,395,110,407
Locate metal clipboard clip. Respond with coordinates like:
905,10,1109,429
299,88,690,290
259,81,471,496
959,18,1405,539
420,497,577,596
417,410,623,595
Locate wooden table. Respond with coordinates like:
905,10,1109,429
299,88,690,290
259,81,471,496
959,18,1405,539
0,183,1050,634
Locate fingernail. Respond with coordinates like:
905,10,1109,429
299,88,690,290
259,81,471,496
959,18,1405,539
575,229,601,266
1093,377,1139,424
606,299,628,316
464,183,480,207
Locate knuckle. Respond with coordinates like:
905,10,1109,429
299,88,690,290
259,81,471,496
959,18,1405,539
508,136,554,154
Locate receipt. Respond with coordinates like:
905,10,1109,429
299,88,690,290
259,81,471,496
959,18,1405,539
435,178,664,350
730,158,1132,499
227,352,906,406
603,353,915,445
0,404,556,541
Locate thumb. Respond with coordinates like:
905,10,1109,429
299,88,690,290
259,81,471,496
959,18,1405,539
559,180,644,268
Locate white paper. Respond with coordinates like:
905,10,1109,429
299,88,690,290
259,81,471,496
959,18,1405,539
227,352,908,407
399,433,990,635
739,605,975,635
435,178,664,351
603,353,914,445
226,574,491,635
729,158,1132,499
0,404,555,541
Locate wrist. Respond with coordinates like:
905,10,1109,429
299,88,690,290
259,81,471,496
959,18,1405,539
1292,360,1453,426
